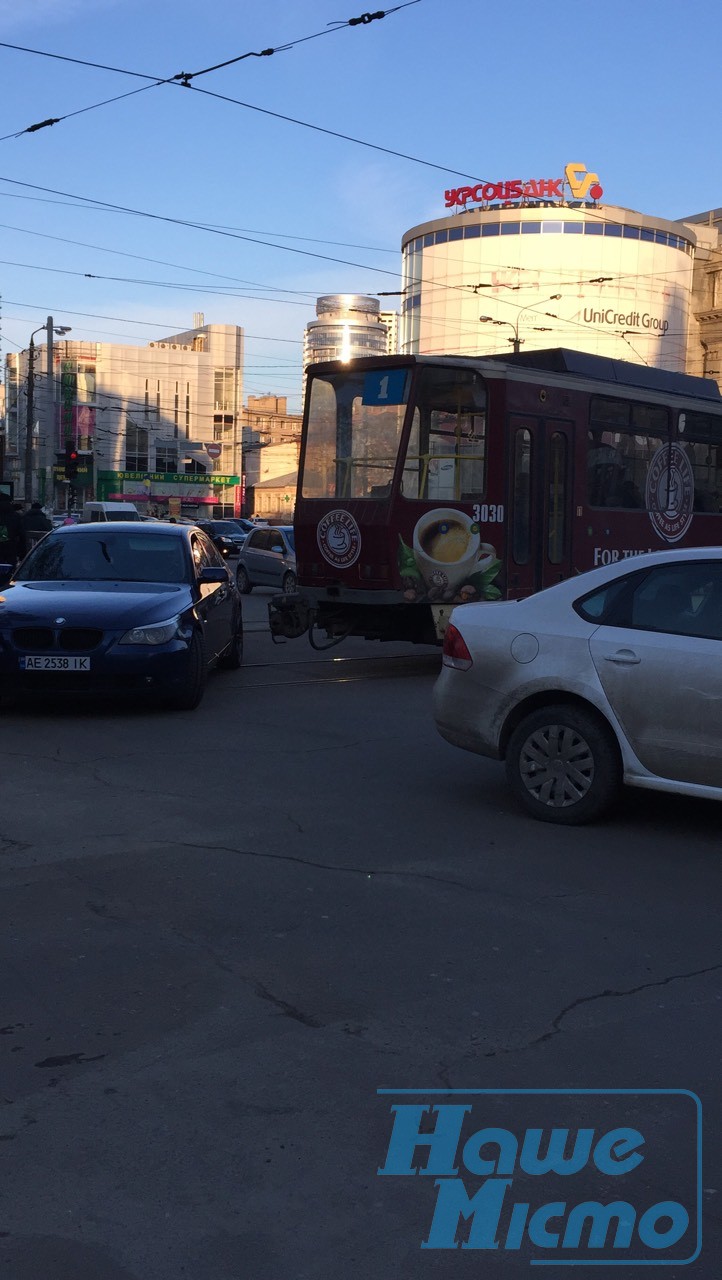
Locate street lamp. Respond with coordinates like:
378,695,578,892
479,315,523,353
24,318,71,504
479,307,557,354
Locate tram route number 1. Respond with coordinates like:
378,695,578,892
472,503,504,523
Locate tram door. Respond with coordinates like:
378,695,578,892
506,416,575,598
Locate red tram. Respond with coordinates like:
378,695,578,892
269,348,722,647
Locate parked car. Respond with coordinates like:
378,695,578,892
0,522,243,710
235,525,296,593
433,547,722,825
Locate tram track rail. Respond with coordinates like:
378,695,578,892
240,651,441,688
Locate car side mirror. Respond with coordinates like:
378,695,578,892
198,565,228,583
0,563,14,588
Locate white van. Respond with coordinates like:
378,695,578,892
80,502,141,523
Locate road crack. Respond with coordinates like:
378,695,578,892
483,961,722,1058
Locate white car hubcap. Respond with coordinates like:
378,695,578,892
519,725,595,807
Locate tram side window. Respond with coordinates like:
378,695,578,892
682,412,722,513
588,397,669,509
401,367,487,502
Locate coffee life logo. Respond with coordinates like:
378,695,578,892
317,509,362,568
377,1090,701,1263
646,442,695,543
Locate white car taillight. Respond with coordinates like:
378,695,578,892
442,623,473,671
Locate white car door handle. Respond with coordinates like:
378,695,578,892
604,649,641,665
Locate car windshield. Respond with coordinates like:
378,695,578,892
16,531,189,584
210,521,243,535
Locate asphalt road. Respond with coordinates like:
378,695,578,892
0,588,719,1278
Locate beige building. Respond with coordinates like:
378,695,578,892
240,394,302,517
682,209,722,381
249,469,298,520
3,315,243,515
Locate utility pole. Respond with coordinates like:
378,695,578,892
24,334,37,503
23,317,71,509
45,316,55,505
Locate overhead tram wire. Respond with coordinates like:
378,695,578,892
0,6,419,87
0,299,304,344
0,257,318,305
0,5,422,142
0,17,496,192
0,173,412,281
0,15,698,289
0,188,698,310
0,217,394,274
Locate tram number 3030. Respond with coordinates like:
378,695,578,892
472,503,504,523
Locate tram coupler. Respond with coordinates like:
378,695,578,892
268,591,312,642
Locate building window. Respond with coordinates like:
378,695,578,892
174,381,179,428
125,421,149,471
156,444,177,472
156,380,161,422
711,273,722,309
185,383,190,433
214,369,235,412
144,379,149,418
77,365,96,403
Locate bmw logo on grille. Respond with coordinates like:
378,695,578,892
55,617,67,625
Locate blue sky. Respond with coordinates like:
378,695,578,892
0,0,719,411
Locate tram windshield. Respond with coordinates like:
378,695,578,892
302,367,411,500
301,364,487,502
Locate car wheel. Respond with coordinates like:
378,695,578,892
163,630,207,710
282,570,297,594
219,624,243,670
236,564,252,594
505,704,621,825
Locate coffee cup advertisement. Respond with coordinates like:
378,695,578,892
397,508,502,604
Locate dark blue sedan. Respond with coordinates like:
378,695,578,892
0,522,243,710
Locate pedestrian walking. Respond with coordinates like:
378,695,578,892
21,501,52,540
0,493,26,565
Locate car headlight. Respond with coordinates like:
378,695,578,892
119,615,184,646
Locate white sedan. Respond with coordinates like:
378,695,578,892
433,547,722,824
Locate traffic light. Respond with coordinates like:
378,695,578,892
64,441,79,480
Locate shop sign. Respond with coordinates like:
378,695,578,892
98,470,239,487
444,163,603,209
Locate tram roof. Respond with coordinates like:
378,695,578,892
481,347,721,402
307,349,722,407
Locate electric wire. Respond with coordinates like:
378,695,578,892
0,176,704,319
0,5,422,141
